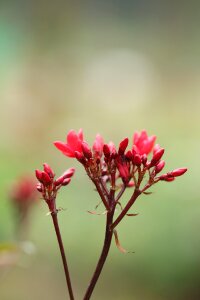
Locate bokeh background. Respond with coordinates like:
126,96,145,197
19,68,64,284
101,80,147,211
0,1,199,299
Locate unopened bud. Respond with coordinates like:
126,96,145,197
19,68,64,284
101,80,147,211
117,163,129,182
134,154,141,166
142,154,147,166
170,168,187,177
118,138,129,155
159,174,175,182
125,150,133,160
155,160,165,174
62,168,75,179
43,163,55,178
81,142,92,159
35,169,43,182
41,171,52,185
151,148,165,166
165,177,175,182
55,176,64,186
62,178,71,186
103,144,110,158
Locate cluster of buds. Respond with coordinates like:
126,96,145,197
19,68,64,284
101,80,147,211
35,163,75,213
54,129,187,221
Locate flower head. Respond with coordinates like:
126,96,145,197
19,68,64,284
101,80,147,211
54,129,84,158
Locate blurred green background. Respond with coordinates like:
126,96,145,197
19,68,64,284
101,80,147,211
0,1,199,299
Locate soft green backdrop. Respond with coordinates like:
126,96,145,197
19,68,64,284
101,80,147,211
0,1,199,299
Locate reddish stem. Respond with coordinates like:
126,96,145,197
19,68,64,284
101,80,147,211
83,210,114,300
51,212,75,300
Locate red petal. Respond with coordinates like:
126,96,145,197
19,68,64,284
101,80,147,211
54,141,74,157
78,128,84,141
67,130,79,146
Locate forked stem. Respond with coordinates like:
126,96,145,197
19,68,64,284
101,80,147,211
51,212,75,300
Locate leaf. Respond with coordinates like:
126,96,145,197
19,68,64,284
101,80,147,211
117,202,123,211
116,203,138,217
126,213,138,217
113,230,134,254
95,200,102,210
87,210,107,215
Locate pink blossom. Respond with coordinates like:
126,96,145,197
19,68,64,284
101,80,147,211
54,129,84,158
133,130,156,155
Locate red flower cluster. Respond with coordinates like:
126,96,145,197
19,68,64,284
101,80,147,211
54,129,187,220
35,163,75,213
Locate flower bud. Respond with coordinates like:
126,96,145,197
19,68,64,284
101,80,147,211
81,142,92,159
103,144,110,158
62,168,75,179
41,171,52,185
134,154,141,166
159,174,175,182
155,160,165,174
43,163,55,178
35,169,43,182
55,176,64,186
117,163,129,182
118,138,129,155
142,154,147,166
165,177,175,182
170,168,187,177
125,150,133,160
62,178,71,186
151,148,165,166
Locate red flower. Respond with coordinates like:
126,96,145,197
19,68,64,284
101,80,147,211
133,130,156,155
54,129,84,158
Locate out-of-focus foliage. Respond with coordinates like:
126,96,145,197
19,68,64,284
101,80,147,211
0,1,199,299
